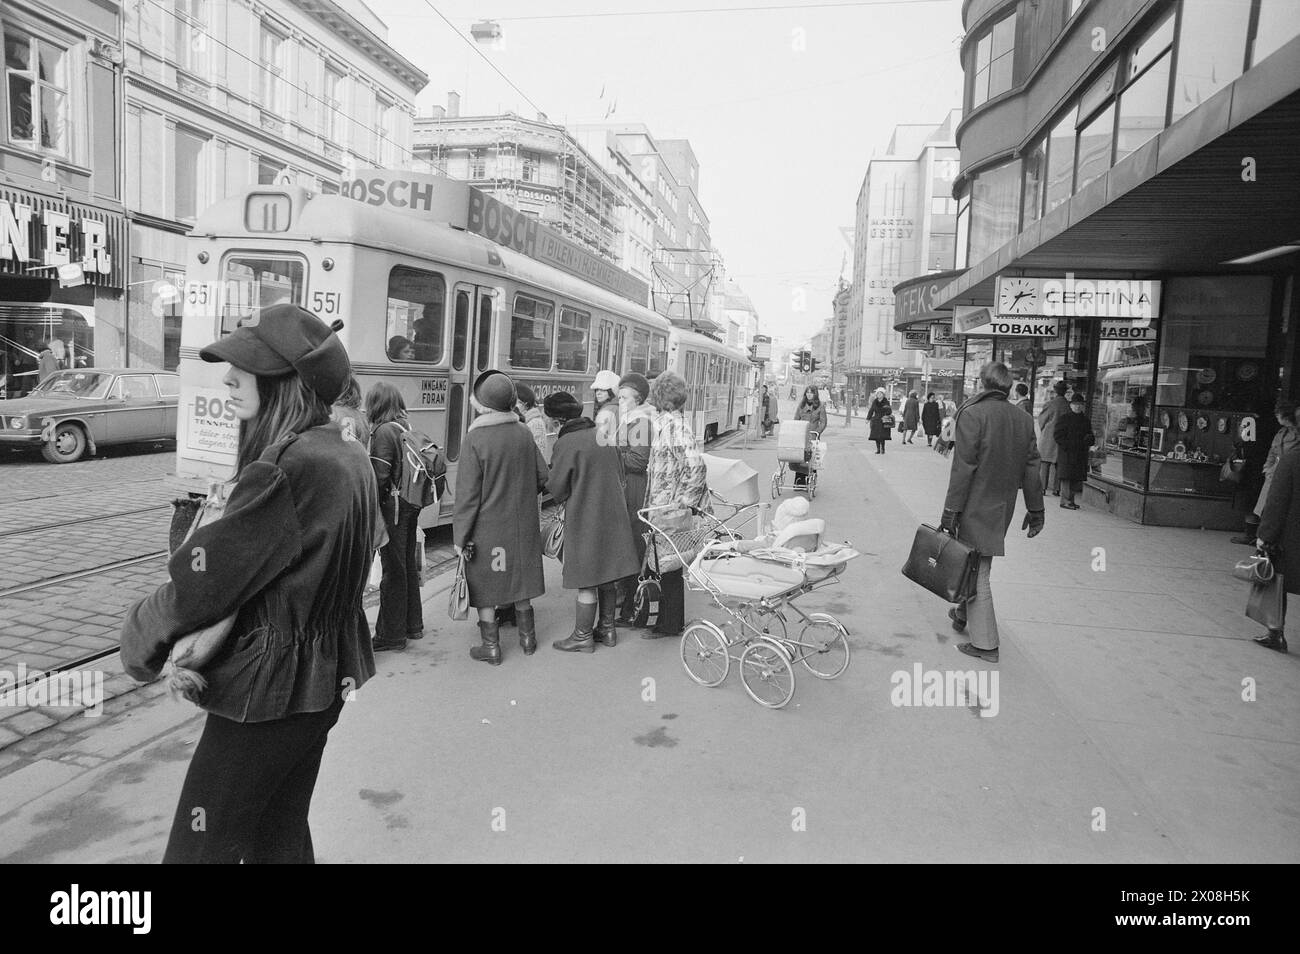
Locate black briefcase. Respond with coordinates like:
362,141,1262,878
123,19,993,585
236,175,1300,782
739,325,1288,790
901,524,979,604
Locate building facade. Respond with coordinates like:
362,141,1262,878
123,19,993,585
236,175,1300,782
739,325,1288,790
926,0,1300,529
124,0,426,370
847,112,961,401
575,124,722,331
415,106,624,270
2,0,128,395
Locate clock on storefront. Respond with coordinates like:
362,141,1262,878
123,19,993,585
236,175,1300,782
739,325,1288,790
998,277,1040,315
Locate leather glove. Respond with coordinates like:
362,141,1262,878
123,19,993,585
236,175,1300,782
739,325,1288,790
940,509,960,534
1023,509,1045,538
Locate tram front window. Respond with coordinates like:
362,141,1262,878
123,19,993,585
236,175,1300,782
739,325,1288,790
387,266,445,364
220,256,305,334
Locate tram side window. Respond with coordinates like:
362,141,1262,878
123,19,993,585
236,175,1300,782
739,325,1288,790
629,328,651,375
511,293,554,370
595,319,613,370
386,266,445,363
220,256,305,334
612,324,626,372
648,333,666,377
557,306,591,372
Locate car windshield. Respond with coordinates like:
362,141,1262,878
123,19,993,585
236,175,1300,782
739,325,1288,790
32,371,111,398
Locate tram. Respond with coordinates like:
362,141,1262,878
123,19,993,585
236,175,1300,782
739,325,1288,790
172,182,748,524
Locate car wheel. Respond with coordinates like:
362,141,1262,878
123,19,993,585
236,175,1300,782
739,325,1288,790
42,423,87,464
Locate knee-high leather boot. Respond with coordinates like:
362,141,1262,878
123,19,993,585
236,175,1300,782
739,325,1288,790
553,600,597,653
595,584,618,647
517,604,537,655
470,620,502,665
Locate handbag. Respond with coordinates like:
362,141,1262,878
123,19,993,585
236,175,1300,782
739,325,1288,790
448,552,470,620
901,524,979,604
1220,457,1245,483
1245,572,1285,630
542,505,565,561
881,414,895,428
1233,552,1274,584
632,574,662,628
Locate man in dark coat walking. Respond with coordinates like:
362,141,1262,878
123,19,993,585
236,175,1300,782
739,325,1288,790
941,362,1046,662
1255,444,1300,652
1052,394,1094,509
921,393,942,446
1036,380,1071,495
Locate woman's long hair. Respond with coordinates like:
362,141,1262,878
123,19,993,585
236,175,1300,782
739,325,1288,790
365,381,407,429
801,385,820,409
236,374,332,475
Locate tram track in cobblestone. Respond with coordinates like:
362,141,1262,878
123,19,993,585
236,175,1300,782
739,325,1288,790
0,503,172,540
0,551,169,601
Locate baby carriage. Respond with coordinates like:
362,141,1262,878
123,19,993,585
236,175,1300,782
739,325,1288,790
771,419,823,499
640,504,858,709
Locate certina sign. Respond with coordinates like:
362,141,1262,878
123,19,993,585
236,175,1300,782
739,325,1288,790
996,274,1161,319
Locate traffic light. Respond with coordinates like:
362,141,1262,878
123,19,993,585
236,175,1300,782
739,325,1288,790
800,350,811,372
809,357,818,374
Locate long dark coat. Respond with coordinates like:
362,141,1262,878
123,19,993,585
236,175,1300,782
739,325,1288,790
1036,395,1071,464
1259,446,1300,594
1053,411,1095,483
618,404,654,564
944,389,1045,557
902,396,920,431
548,417,640,589
867,398,893,442
453,411,548,608
921,399,942,437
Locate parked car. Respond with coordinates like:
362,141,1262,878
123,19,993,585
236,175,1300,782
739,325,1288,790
0,369,179,463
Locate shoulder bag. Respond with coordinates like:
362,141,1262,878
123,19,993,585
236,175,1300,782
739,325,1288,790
901,523,979,604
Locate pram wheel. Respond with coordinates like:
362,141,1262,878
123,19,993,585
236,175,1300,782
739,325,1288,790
798,613,850,679
680,620,730,687
739,639,795,709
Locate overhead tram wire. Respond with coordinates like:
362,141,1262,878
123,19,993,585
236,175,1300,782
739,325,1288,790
495,0,953,21
140,0,426,170
416,0,548,117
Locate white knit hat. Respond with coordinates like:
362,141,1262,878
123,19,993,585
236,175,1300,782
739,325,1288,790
592,369,620,392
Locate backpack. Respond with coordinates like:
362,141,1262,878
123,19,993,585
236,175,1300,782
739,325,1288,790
385,422,447,510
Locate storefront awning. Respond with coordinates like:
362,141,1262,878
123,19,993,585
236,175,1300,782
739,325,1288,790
936,49,1300,310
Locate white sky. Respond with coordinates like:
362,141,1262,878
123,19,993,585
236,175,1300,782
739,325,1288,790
368,0,966,343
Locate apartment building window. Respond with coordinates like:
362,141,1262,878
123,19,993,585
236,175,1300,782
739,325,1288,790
173,126,207,220
173,0,208,75
521,149,541,182
1043,112,1074,215
970,12,1015,109
323,65,343,141
5,27,69,155
1115,11,1173,163
258,156,285,185
375,98,392,165
1020,136,1045,227
258,22,286,115
1171,0,1251,122
1074,103,1114,193
469,148,486,179
1250,0,1300,66
968,159,1020,263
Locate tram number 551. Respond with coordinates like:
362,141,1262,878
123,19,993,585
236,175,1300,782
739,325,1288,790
311,291,340,315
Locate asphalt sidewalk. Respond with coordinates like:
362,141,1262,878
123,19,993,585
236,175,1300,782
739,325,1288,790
0,419,1295,862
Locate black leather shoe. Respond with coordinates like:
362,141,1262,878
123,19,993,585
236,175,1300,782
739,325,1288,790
956,642,998,663
373,637,406,652
948,607,966,633
1253,630,1288,652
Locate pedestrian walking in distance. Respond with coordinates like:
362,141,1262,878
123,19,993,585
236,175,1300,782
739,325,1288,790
867,389,893,454
37,340,58,383
545,391,641,652
455,370,548,664
941,361,1045,663
792,385,827,487
366,382,425,651
643,371,710,640
1036,380,1071,496
1255,443,1300,653
1010,381,1032,414
614,372,654,625
1053,393,1094,509
761,384,776,437
921,392,942,447
901,391,920,444
121,303,375,863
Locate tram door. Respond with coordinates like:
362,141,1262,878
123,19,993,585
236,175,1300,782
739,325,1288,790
443,284,496,507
